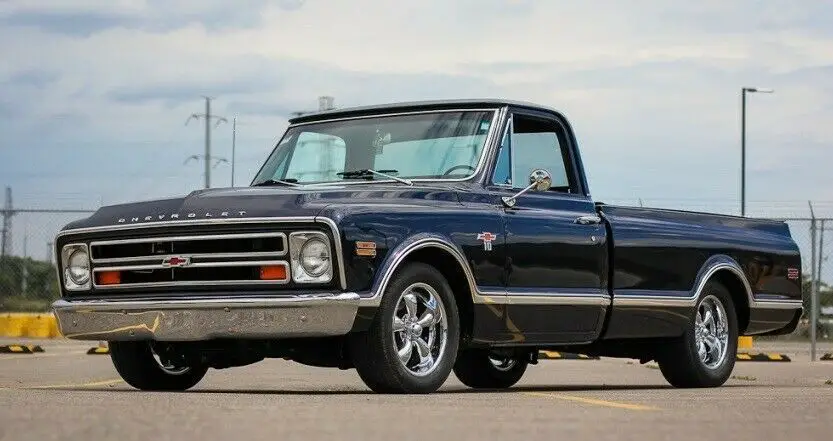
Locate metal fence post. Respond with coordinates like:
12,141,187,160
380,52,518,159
809,216,818,361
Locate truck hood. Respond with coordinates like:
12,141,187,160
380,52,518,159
61,184,465,231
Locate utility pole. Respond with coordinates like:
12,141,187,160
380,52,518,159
1,186,12,258
739,87,773,217
186,96,228,189
231,116,237,187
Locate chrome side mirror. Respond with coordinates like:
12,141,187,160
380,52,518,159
501,169,552,207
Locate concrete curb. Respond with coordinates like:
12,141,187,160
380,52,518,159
0,312,62,339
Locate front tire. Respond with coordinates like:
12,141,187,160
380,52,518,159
109,341,208,391
453,349,528,389
656,280,738,388
348,262,460,394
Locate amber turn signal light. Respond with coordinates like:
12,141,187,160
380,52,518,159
96,271,121,285
259,265,287,280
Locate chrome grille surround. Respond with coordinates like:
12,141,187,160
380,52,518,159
54,216,347,293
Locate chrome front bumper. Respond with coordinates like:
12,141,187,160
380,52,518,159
51,293,361,341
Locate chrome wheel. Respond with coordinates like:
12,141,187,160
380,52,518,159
489,356,517,372
694,294,729,369
150,344,190,375
392,282,448,377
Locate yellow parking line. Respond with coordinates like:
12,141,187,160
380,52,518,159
28,379,123,390
0,378,123,390
524,391,659,411
0,352,85,362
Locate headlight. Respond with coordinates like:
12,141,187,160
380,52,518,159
300,238,330,276
289,231,333,283
61,244,91,290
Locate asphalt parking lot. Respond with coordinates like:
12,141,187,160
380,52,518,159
1,339,832,441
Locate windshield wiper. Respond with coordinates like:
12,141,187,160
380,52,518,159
252,179,302,188
336,169,413,185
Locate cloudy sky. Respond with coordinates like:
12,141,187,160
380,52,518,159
1,0,832,268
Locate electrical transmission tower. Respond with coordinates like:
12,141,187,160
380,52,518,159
186,96,229,189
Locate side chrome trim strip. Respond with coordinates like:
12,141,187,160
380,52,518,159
54,216,348,291
363,233,611,307
611,254,804,310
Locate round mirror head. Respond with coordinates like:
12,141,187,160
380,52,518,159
528,169,552,191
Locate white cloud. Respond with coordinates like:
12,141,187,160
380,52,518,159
0,0,832,221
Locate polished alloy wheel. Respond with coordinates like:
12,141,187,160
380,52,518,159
392,282,448,377
150,344,191,375
488,356,517,372
694,294,729,369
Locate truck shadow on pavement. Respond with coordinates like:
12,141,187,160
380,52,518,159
41,383,760,394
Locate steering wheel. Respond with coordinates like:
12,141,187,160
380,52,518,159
442,164,476,176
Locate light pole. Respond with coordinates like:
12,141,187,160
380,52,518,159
740,86,773,217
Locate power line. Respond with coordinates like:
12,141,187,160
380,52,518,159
186,96,228,189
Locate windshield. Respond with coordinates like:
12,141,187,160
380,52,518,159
251,110,496,185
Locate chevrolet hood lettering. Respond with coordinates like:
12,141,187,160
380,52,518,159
118,211,247,224
59,185,461,231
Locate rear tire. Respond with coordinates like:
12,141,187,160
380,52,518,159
109,341,208,391
348,262,460,394
656,280,738,388
453,349,528,389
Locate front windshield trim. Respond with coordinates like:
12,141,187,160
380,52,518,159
250,107,506,187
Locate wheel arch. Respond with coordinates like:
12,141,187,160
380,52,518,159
692,255,754,334
368,234,479,341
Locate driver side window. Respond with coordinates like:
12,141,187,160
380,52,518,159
492,113,573,193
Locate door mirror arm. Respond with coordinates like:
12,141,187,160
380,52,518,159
501,169,552,208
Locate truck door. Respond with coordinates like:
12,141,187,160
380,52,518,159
486,108,610,344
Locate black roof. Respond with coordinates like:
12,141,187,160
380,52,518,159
286,98,566,124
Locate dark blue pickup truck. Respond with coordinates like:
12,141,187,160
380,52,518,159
51,99,803,394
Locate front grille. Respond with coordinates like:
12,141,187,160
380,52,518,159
88,232,289,289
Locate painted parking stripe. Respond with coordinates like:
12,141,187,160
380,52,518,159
524,391,658,411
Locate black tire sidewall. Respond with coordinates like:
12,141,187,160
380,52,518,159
109,341,208,391
658,280,738,387
453,349,528,389
689,283,738,383
351,262,460,393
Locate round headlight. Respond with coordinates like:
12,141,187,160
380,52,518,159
67,249,90,285
300,238,330,277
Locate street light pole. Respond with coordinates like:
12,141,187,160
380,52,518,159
740,86,773,217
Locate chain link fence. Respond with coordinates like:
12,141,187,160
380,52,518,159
0,210,94,312
1,200,831,342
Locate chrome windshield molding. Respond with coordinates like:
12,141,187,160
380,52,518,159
52,293,360,341
54,216,348,291
273,108,504,186
286,107,500,128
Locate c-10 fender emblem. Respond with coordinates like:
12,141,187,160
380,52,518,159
476,232,497,251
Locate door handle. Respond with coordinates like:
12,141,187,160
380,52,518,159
575,215,602,225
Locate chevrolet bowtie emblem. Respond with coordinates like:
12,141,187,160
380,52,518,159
162,256,191,268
